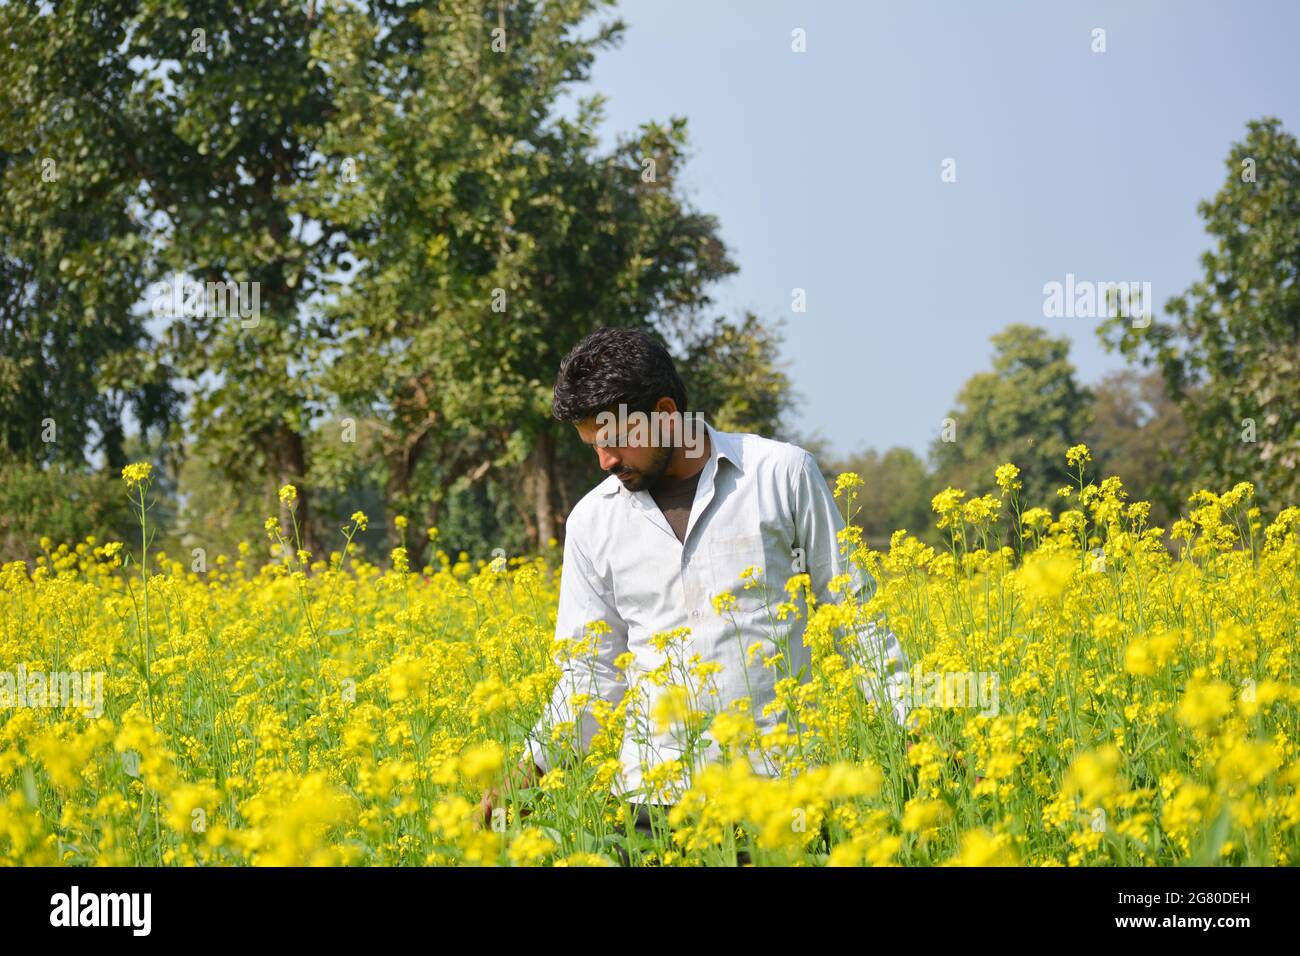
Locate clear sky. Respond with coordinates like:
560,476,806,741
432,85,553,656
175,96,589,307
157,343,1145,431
568,0,1300,459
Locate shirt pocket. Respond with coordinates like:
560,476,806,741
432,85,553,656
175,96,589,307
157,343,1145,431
708,533,773,617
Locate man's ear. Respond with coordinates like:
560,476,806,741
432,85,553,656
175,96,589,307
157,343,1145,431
654,397,678,445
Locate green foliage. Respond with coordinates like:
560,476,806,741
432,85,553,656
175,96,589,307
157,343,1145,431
315,1,761,548
0,0,359,550
0,0,175,468
678,312,793,438
1101,117,1300,508
1,0,785,559
0,463,133,562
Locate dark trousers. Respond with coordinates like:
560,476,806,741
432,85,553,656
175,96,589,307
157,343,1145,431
613,802,752,866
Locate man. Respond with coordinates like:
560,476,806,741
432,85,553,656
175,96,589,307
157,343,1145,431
480,326,911,863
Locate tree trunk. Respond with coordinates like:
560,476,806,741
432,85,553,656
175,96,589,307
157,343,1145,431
524,428,556,550
272,426,320,557
385,448,412,554
425,494,442,546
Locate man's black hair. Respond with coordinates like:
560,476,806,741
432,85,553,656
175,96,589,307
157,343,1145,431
551,326,689,423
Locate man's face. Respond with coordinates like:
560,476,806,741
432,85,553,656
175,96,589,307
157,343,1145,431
576,415,674,492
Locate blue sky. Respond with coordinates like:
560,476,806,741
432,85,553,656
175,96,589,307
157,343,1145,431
569,0,1300,459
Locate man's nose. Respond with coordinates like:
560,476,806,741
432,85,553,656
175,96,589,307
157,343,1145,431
596,447,620,471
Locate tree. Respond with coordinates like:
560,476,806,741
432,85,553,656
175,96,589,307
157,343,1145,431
1,0,792,560
676,312,794,439
1101,117,1300,508
0,6,175,470
4,1,368,553
931,324,1093,506
320,1,748,551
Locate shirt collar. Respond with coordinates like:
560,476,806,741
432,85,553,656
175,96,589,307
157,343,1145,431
596,417,741,497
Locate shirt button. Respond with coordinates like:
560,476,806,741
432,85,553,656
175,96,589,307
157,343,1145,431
691,610,700,618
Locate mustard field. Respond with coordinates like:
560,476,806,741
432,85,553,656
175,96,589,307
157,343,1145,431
2,449,1298,866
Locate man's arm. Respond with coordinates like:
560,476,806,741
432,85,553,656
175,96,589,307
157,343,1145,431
790,450,914,730
521,521,631,776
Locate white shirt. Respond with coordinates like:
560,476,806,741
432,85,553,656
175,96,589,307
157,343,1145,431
523,419,910,803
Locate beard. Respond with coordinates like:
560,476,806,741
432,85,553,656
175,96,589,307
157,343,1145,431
612,444,674,492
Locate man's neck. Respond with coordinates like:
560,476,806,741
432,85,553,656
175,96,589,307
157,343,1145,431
661,430,710,482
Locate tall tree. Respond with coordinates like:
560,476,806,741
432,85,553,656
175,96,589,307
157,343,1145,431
0,4,175,469
1101,117,1300,508
6,0,363,553
320,1,743,551
931,324,1093,506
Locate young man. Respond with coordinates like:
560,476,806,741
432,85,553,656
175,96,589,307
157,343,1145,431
481,326,911,862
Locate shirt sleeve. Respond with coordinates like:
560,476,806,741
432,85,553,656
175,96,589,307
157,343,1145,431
522,522,631,774
791,450,915,730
